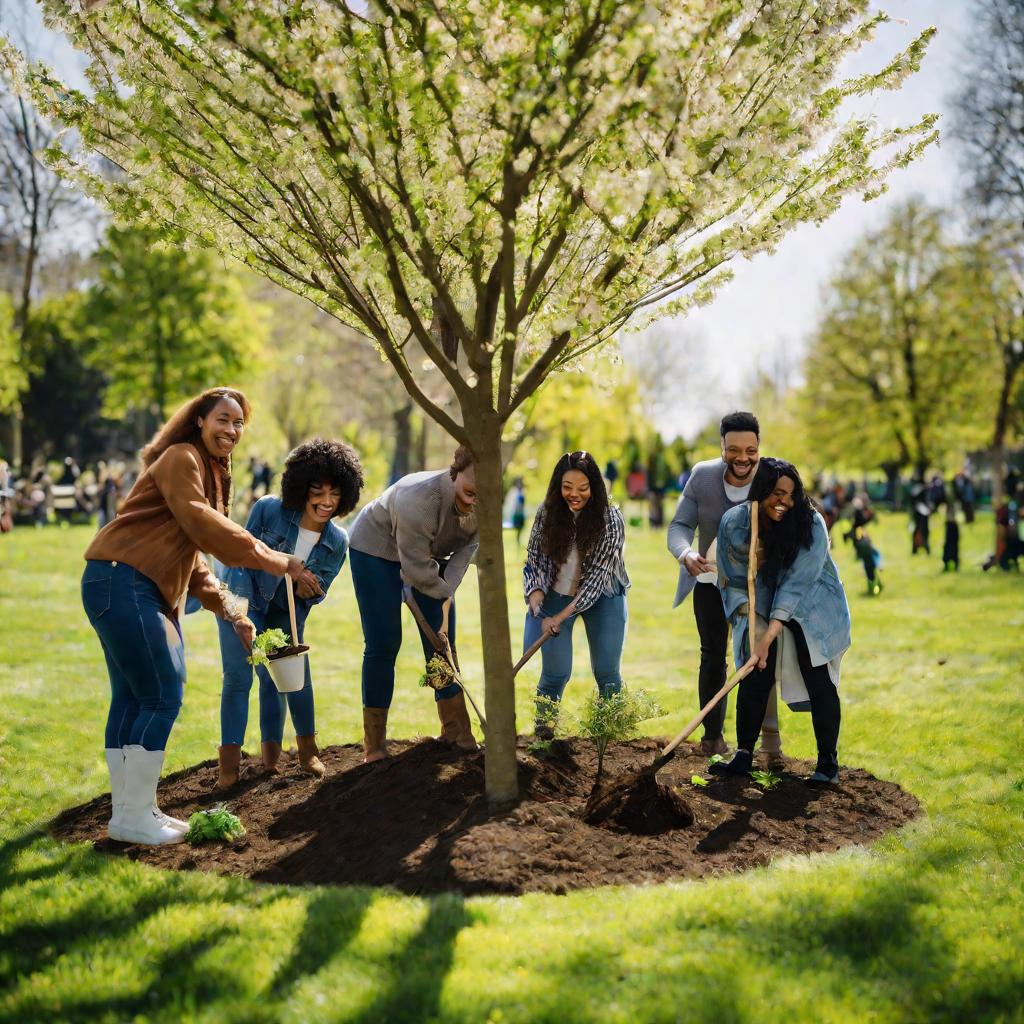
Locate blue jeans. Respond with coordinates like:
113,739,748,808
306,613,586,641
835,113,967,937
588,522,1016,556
349,548,460,708
524,588,627,703
81,560,185,752
218,598,316,746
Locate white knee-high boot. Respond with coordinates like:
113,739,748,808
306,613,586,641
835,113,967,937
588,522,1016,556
104,748,127,837
109,746,185,845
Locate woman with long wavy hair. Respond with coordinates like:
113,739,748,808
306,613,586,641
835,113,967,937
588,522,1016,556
522,451,630,731
711,458,851,784
82,387,306,845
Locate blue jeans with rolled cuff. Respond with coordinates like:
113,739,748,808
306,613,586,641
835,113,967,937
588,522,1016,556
349,548,460,709
523,586,627,704
218,595,316,746
81,560,185,752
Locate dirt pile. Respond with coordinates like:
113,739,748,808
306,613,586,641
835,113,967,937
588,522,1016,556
51,737,920,895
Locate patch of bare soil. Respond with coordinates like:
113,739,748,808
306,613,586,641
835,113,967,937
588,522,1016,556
50,738,920,895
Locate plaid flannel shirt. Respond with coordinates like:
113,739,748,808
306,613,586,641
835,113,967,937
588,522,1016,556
523,504,629,614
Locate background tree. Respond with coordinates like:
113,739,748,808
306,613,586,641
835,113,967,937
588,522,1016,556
11,1,936,801
0,30,93,467
82,226,265,424
801,201,987,481
952,0,1024,225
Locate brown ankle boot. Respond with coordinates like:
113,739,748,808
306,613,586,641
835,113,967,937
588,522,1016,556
362,707,389,763
436,691,478,752
261,740,282,773
295,734,326,776
217,744,242,789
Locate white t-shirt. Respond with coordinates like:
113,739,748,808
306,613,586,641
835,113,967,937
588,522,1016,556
553,545,580,596
724,478,752,503
293,527,320,563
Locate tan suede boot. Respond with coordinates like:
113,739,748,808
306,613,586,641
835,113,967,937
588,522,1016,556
295,734,326,776
757,685,784,765
261,740,282,774
217,744,242,789
436,691,479,752
362,707,389,763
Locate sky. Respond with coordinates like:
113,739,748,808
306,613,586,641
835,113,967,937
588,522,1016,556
1,1,974,440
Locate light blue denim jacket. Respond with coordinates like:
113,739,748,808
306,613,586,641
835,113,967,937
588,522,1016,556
219,496,348,625
717,503,851,668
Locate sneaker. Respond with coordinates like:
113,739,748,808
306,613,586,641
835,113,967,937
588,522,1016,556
708,749,753,776
807,758,840,785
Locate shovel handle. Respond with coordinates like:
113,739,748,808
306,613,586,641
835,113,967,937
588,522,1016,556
512,633,547,678
660,659,757,759
285,574,299,646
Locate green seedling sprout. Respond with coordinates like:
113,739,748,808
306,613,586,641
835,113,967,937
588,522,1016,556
247,628,289,668
419,654,456,690
707,753,726,767
577,687,663,786
691,774,709,787
185,806,246,845
751,769,782,791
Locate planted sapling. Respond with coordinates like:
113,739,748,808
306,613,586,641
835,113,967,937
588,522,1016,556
577,687,663,788
248,628,289,668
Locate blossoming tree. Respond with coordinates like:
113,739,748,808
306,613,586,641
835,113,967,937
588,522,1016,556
5,0,935,801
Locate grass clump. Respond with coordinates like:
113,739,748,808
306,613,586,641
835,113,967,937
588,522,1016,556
184,807,245,845
419,654,457,690
247,628,289,668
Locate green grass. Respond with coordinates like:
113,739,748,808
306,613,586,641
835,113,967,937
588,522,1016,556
1,511,1022,1023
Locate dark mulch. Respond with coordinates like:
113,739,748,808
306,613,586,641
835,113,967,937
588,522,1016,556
50,738,921,896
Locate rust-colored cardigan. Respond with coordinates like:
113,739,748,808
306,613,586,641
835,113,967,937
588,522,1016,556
84,443,289,616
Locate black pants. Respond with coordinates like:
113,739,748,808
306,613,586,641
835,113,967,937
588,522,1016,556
692,582,730,739
736,620,841,764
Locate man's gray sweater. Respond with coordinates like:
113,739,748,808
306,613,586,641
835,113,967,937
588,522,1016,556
667,457,750,608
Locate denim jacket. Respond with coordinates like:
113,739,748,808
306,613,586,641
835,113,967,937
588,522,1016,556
219,496,348,624
717,503,851,668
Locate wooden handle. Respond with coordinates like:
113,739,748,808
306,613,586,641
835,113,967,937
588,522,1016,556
660,660,757,759
512,633,547,678
285,574,299,646
748,499,758,654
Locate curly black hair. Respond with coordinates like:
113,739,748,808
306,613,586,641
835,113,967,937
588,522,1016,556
539,450,610,567
749,457,816,582
280,438,364,516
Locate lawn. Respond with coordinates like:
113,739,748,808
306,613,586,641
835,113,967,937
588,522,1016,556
1,510,1022,1023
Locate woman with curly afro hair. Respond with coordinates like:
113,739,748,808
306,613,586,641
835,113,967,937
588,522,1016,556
216,438,364,788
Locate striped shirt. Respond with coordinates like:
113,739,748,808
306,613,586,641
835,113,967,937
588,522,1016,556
523,504,630,614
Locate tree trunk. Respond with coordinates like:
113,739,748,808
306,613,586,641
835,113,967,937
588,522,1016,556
468,415,518,804
3,412,23,471
990,344,1022,506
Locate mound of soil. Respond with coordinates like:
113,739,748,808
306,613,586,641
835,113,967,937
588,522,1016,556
51,738,920,896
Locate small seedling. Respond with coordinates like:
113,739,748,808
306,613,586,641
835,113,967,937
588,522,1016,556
185,806,245,845
419,654,456,690
751,769,782,791
577,687,663,787
707,754,725,767
690,774,709,787
248,628,289,668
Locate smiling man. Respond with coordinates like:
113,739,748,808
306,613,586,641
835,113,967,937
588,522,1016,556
668,411,781,757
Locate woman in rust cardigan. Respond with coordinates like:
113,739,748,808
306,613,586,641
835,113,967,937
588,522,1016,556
82,387,306,846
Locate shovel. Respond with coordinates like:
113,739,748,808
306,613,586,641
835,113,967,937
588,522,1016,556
403,586,487,731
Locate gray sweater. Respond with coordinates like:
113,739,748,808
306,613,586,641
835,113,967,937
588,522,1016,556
348,470,478,600
667,458,750,608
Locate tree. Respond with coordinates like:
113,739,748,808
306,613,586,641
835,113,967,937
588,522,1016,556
0,27,93,467
11,1,936,802
801,201,988,480
952,0,1024,225
83,226,265,421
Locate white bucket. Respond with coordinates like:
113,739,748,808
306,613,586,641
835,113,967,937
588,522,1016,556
267,650,308,693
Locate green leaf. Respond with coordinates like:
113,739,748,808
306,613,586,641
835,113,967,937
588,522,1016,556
185,806,245,845
750,770,782,791
690,774,709,787
248,628,289,668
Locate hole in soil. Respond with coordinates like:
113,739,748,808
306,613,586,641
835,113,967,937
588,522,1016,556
50,738,921,896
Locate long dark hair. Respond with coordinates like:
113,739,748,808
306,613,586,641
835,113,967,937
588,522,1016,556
140,386,250,513
540,450,609,566
749,457,816,582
